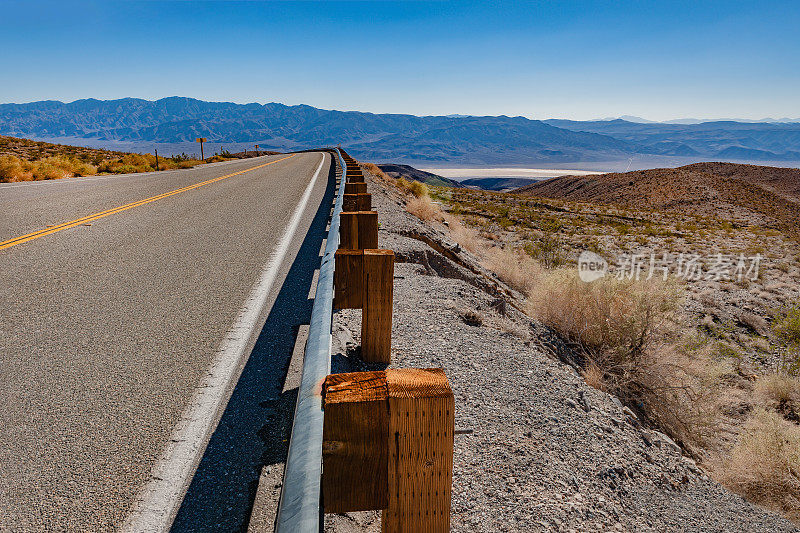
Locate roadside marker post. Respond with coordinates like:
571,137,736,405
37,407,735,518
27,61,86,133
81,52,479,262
195,137,207,160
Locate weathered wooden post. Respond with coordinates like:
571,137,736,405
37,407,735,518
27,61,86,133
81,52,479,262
334,249,364,310
361,249,394,364
348,171,366,183
345,182,367,194
322,368,455,532
322,371,389,513
339,211,378,251
382,368,454,533
343,193,372,212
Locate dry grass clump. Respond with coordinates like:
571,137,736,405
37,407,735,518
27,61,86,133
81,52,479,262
361,161,385,178
525,269,722,448
406,195,442,221
718,409,800,520
444,213,481,253
482,246,543,295
390,174,441,222
0,154,97,182
395,177,428,198
97,153,202,174
526,270,679,363
0,154,26,180
0,150,209,183
755,373,800,418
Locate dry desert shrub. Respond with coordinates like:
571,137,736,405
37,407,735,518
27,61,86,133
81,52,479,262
755,373,800,417
775,303,800,374
481,246,543,296
0,154,98,182
525,270,721,448
394,177,428,198
406,195,441,221
0,154,30,181
360,161,386,179
525,270,679,362
0,150,209,183
718,409,800,520
443,213,480,253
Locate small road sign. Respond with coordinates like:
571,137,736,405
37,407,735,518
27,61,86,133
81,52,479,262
195,137,207,160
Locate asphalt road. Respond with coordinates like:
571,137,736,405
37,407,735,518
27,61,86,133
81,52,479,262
0,152,332,531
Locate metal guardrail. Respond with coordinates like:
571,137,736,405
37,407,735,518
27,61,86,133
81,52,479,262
275,148,346,532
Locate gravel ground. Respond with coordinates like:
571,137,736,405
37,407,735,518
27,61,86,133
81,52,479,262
323,171,798,532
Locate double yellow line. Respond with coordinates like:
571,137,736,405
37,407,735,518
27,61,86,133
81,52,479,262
0,154,296,251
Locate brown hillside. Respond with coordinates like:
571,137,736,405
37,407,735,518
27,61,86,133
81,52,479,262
515,162,800,236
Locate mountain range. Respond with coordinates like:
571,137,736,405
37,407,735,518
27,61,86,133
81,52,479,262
2,97,800,165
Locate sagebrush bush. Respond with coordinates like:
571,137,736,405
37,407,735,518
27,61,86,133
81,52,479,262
0,155,28,181
482,246,542,295
775,303,800,374
755,373,800,415
719,409,800,521
526,270,679,364
406,196,441,221
523,270,720,448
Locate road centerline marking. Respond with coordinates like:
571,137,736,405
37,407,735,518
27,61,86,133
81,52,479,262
0,154,296,251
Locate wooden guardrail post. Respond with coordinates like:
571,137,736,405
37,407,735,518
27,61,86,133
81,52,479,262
347,167,365,183
339,211,378,250
322,371,389,513
334,249,363,309
344,182,367,194
362,249,394,364
322,368,454,532
343,192,372,212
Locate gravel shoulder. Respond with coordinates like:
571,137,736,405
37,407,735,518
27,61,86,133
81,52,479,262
324,171,798,532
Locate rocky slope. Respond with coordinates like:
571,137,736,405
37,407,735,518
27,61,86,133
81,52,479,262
376,164,461,188
322,169,797,532
514,163,800,237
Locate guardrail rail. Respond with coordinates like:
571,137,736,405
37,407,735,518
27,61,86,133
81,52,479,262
275,148,454,533
275,148,346,532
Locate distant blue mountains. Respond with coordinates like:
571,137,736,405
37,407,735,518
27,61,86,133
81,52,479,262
2,97,800,165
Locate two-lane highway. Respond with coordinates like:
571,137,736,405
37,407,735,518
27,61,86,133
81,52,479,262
0,152,332,530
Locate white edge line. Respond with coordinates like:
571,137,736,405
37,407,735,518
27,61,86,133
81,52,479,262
120,152,327,533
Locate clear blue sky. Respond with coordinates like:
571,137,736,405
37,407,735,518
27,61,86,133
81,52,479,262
3,0,799,121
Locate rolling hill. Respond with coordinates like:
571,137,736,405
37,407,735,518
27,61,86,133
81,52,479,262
514,162,800,236
376,164,461,187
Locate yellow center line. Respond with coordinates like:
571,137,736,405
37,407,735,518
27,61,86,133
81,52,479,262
0,154,297,251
